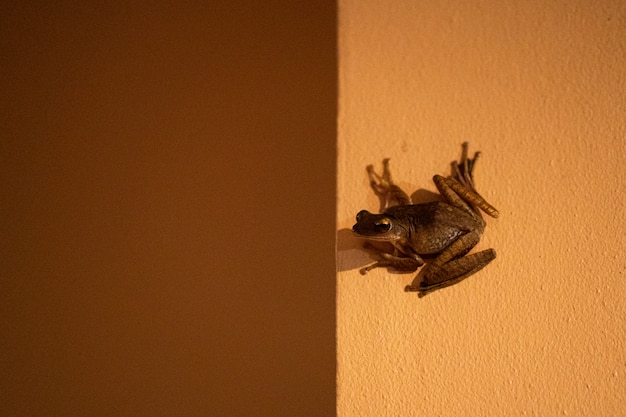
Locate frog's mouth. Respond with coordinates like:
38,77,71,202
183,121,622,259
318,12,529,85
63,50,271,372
351,226,397,241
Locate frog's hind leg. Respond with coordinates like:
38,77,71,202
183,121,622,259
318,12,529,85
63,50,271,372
367,159,412,210
412,249,496,297
433,143,499,218
453,141,480,192
405,231,496,297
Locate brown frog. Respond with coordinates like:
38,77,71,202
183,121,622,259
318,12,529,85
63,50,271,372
352,143,499,297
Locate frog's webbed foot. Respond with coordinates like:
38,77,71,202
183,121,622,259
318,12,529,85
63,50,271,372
433,143,499,219
367,159,411,211
404,231,496,297
359,242,424,275
452,141,480,192
359,256,423,275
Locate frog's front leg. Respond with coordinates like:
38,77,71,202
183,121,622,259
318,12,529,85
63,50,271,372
359,240,425,275
405,231,496,297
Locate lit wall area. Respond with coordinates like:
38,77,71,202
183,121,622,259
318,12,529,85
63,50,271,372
338,1,626,415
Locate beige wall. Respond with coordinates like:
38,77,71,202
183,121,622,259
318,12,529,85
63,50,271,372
338,1,626,415
1,1,335,416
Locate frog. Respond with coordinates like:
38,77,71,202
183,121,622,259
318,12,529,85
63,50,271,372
352,142,499,297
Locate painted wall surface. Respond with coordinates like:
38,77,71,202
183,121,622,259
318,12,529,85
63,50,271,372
338,1,626,416
1,2,336,416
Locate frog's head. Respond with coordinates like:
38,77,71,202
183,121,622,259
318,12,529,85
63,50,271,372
352,210,406,241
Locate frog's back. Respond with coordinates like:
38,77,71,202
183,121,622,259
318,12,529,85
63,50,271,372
385,201,483,255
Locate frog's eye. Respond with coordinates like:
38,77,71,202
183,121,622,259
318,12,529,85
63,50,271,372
356,210,369,222
375,218,391,231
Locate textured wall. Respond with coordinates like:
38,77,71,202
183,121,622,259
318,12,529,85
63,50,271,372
338,1,626,415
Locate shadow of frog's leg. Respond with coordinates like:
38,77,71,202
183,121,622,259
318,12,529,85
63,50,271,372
367,159,411,210
404,231,496,297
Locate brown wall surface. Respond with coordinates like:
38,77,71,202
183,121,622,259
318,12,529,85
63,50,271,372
1,1,336,416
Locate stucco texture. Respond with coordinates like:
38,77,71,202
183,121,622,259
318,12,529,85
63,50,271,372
337,1,626,416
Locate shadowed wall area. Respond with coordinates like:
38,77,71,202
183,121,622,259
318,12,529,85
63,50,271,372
1,1,336,416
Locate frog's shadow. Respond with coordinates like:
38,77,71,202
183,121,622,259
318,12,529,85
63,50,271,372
336,187,441,284
409,189,441,207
